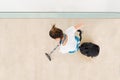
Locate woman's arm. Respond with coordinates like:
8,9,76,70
74,23,84,30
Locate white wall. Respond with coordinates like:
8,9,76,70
107,0,120,12
0,0,120,12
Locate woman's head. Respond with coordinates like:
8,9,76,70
49,24,63,40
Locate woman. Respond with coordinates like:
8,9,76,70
49,24,83,54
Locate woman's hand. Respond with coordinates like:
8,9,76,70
74,23,84,30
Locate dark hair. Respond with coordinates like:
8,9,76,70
49,24,63,39
79,42,100,57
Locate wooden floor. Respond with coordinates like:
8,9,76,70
0,19,120,80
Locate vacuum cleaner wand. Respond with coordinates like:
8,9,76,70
45,45,59,61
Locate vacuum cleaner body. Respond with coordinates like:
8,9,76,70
80,42,100,57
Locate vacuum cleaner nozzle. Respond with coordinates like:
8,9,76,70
45,53,51,61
